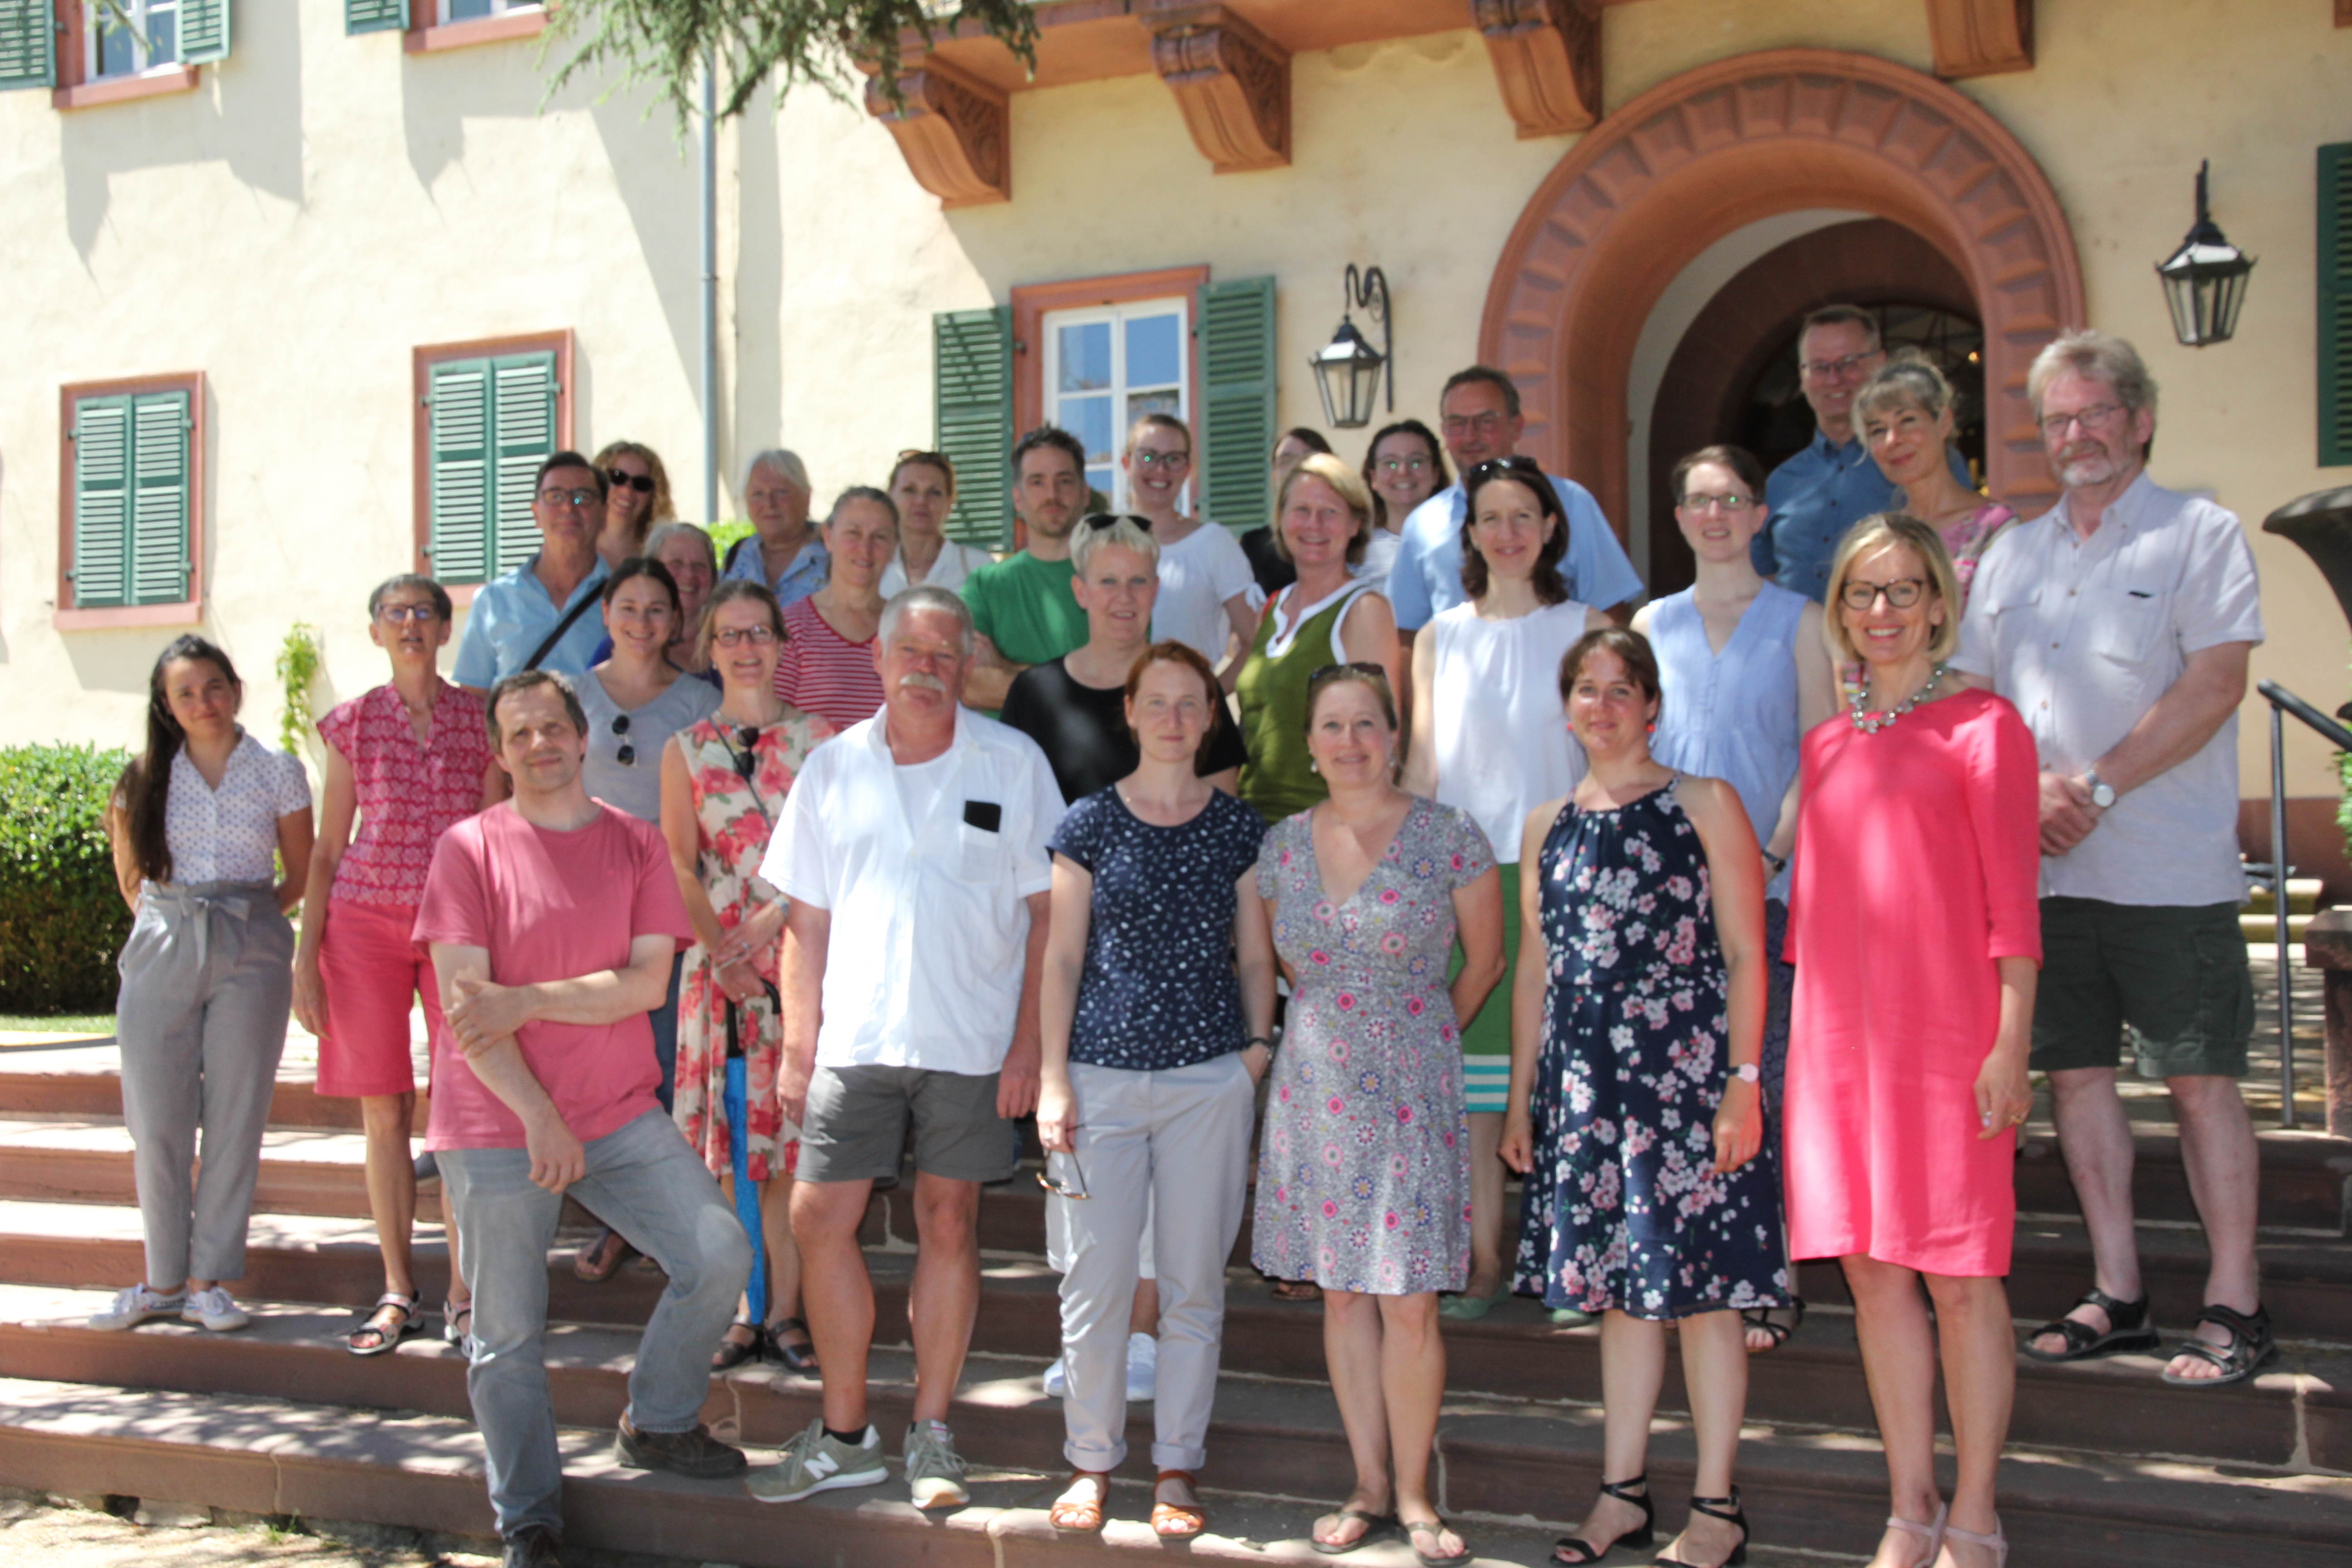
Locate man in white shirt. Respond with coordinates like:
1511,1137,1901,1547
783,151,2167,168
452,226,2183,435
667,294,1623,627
748,585,1063,1507
1954,330,2269,1388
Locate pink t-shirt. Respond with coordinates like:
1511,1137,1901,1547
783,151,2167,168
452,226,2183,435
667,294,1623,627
412,802,693,1152
318,682,491,907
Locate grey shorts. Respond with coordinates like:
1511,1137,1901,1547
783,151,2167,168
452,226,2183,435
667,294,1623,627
796,1063,1020,1185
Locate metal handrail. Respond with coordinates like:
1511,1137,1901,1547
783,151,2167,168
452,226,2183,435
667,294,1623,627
2254,679,2352,1131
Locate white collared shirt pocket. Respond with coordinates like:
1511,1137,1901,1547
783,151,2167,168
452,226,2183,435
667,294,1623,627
2091,587,2166,666
956,818,1008,883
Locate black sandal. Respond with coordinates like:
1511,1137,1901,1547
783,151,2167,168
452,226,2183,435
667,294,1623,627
346,1291,422,1357
1740,1297,1804,1353
764,1315,819,1375
1655,1487,1749,1567
2161,1302,2278,1387
2019,1286,2159,1363
572,1227,638,1283
1554,1475,1654,1565
711,1318,764,1372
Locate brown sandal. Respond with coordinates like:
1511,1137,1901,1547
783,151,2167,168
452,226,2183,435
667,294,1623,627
1152,1469,1207,1537
1049,1470,1110,1532
1270,1278,1323,1303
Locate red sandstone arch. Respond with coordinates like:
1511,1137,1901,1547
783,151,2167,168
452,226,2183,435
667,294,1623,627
1480,49,2085,534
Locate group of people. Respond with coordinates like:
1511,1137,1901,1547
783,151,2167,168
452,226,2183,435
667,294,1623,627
93,316,2270,1568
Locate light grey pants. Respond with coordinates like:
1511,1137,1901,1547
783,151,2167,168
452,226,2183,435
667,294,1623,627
441,1108,752,1538
1055,1054,1255,1473
115,881,294,1289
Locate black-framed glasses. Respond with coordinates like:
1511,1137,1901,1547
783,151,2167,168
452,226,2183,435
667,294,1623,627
611,714,634,766
1680,492,1758,513
606,468,656,495
712,626,778,649
374,604,441,624
1838,577,1930,612
1132,449,1191,471
1036,1151,1088,1200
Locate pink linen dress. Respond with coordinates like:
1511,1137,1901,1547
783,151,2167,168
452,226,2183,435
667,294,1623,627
1783,687,2041,1277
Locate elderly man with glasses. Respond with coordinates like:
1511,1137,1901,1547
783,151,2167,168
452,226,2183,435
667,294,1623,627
452,452,615,696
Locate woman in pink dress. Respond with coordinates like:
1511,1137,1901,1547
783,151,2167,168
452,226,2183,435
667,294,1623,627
1784,515,2038,1568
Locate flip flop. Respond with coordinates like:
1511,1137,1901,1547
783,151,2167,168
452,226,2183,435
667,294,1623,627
1310,1506,1397,1555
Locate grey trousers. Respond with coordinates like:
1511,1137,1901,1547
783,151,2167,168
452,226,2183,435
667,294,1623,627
441,1108,751,1537
115,881,294,1289
1055,1054,1255,1473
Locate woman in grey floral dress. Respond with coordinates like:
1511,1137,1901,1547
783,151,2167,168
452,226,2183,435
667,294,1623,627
1252,665,1503,1567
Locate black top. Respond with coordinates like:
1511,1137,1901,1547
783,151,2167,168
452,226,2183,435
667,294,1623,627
1239,525,1297,598
1000,656,1250,804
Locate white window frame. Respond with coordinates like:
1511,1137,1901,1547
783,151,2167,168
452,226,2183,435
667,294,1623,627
441,0,542,20
1040,295,1191,514
87,0,180,80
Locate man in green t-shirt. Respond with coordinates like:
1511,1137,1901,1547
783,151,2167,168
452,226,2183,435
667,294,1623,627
960,426,1092,710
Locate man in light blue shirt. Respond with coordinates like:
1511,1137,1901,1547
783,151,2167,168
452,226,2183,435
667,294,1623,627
451,452,613,692
720,448,828,609
1386,366,1643,637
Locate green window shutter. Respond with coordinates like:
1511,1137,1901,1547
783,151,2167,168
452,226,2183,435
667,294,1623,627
492,352,557,577
181,0,230,65
345,0,409,34
70,397,132,610
2322,143,2352,468
1198,276,1277,532
0,0,56,90
130,391,192,604
426,358,492,584
934,306,1013,549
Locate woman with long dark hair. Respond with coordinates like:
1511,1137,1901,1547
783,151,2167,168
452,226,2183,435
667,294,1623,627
98,637,314,1335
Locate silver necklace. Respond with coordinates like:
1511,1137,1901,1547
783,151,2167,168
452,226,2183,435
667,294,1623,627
1849,662,1947,735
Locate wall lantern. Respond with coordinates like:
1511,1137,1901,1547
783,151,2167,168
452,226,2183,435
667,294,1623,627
2156,161,2255,348
1311,264,1392,430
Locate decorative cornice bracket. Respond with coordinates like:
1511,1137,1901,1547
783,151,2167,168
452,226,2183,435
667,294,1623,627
1924,0,2034,79
1473,0,1602,139
864,56,1012,208
1145,4,1291,174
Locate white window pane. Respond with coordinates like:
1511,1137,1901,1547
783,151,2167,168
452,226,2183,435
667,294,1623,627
1064,394,1113,466
1126,314,1182,392
1058,322,1112,395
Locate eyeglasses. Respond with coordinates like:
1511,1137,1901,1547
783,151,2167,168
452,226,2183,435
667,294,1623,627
606,468,656,495
1838,577,1930,611
1132,449,1191,471
611,714,634,767
538,487,601,509
375,604,441,624
1037,1152,1088,1200
1800,351,1880,378
1377,455,1431,476
712,626,779,648
1080,513,1152,534
1680,492,1758,512
1441,411,1509,436
2038,402,2123,438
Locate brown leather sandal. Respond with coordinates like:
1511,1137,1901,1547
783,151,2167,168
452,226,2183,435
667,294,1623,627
1049,1470,1110,1532
1152,1469,1207,1538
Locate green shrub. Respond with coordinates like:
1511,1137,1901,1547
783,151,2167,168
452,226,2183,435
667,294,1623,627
707,518,754,566
0,743,133,1013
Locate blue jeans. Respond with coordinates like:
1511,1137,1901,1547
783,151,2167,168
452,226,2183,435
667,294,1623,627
441,1107,751,1537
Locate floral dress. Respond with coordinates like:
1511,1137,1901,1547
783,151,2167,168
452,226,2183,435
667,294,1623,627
673,708,835,1181
1512,782,1789,1320
1251,796,1493,1295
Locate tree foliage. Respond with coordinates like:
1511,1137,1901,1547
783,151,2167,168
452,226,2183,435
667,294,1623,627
547,0,1041,124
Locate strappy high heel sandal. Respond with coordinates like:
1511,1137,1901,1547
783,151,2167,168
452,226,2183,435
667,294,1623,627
1553,1475,1654,1565
1654,1488,1747,1568
1940,1515,2008,1567
1884,1503,1948,1568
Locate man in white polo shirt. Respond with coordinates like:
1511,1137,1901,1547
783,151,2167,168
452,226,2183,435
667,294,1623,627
746,583,1063,1508
1954,329,2268,1389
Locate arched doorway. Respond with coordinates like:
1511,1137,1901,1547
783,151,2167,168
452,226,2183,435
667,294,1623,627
1644,218,1980,595
1480,49,2084,564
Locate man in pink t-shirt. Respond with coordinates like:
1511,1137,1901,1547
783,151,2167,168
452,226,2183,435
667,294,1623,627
415,671,750,1568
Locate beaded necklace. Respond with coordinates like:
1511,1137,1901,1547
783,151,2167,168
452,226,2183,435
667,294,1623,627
1848,662,1948,735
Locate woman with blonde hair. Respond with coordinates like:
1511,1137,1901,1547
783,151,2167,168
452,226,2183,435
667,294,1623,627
1854,356,2012,603
593,440,676,567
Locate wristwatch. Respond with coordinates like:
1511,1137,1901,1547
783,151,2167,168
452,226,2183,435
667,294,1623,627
1731,1063,1760,1085
2083,769,2117,810
1762,850,1788,875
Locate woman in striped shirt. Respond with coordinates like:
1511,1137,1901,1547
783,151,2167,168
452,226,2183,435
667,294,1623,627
771,487,896,730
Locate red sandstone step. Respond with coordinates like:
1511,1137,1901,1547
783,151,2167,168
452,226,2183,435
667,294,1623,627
2013,1128,2352,1235
0,1063,421,1135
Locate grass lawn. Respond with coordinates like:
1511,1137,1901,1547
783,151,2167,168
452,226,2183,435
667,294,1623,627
0,1013,115,1036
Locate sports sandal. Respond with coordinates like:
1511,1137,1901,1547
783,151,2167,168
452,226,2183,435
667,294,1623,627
2161,1302,2278,1387
347,1291,422,1357
2019,1285,2158,1363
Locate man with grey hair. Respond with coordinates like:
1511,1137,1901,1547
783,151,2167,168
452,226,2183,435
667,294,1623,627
1954,328,2269,1388
747,584,1065,1506
722,449,827,609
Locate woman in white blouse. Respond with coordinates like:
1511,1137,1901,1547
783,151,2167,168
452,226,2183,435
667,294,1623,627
100,635,314,1336
881,450,993,596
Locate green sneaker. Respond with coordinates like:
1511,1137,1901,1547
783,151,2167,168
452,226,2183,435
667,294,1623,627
902,1419,969,1509
745,1418,886,1504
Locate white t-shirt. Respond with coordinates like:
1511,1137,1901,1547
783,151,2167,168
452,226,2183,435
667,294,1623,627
881,539,992,599
1150,521,1255,665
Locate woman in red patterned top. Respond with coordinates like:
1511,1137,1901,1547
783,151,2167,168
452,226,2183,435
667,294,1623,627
293,574,501,1357
770,487,896,729
664,580,838,1371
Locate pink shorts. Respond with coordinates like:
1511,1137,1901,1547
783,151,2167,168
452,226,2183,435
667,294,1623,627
316,898,439,1099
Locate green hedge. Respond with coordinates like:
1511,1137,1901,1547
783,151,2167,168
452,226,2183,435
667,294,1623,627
0,744,132,1013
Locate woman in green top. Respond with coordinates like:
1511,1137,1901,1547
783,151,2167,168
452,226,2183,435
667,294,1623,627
1235,454,1401,823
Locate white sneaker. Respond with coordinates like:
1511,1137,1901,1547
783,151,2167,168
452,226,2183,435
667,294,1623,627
181,1287,250,1332
1125,1331,1157,1403
1042,1357,1068,1398
88,1283,185,1331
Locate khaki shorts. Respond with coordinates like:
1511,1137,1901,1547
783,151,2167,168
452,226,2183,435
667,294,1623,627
2029,897,2253,1079
795,1063,1020,1185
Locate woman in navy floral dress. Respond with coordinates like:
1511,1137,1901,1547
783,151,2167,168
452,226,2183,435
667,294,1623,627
1501,628,1781,1568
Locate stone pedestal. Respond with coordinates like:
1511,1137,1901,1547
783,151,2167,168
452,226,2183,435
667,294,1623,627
2300,907,2352,1137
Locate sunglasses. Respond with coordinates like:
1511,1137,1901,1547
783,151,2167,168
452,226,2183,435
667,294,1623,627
731,726,760,782
1037,1151,1088,1200
1080,513,1153,534
606,468,657,495
1310,661,1389,683
611,714,634,767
